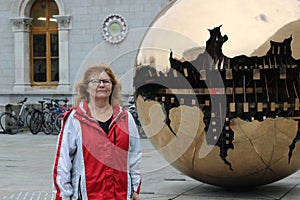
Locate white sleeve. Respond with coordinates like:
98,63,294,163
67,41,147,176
128,113,142,193
53,112,78,199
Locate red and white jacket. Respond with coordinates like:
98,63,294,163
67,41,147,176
53,100,142,200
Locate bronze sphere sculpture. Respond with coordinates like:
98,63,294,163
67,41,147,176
134,0,300,187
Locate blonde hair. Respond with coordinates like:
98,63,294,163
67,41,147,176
74,64,122,106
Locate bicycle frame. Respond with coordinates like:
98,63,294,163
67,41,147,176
15,100,28,126
0,97,28,134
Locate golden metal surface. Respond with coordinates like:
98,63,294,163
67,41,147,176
136,0,300,70
135,0,300,187
136,97,300,187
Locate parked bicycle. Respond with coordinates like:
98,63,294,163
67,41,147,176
29,100,52,135
0,98,32,134
44,98,69,135
29,98,69,135
52,98,69,134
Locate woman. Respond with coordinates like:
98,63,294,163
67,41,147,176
53,64,142,200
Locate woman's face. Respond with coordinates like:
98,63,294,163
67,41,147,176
87,71,113,102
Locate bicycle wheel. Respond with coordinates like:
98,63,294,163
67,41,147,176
44,112,55,135
25,109,33,128
41,112,51,135
0,112,19,134
54,112,64,134
29,110,42,135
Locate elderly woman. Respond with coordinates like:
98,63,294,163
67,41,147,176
53,64,142,200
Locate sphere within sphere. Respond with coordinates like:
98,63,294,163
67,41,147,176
134,0,300,187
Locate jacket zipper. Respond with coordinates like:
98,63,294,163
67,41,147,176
114,129,116,145
78,175,82,200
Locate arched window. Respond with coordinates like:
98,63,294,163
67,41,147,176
30,0,59,85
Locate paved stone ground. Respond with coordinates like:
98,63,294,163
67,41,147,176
0,130,300,200
0,191,54,200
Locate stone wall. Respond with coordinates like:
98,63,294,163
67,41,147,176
0,0,171,108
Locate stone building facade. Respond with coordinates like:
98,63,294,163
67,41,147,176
0,0,171,108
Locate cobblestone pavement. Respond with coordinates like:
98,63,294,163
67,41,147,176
1,131,300,200
1,192,54,200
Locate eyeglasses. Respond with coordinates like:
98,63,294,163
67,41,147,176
89,79,112,86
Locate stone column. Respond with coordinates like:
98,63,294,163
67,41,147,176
10,17,32,91
53,15,72,91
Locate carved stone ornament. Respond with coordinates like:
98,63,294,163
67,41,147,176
101,14,128,44
10,17,32,32
53,15,72,30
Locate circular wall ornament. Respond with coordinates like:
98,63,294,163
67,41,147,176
101,14,128,44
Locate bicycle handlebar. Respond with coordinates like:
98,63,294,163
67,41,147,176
17,97,27,104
